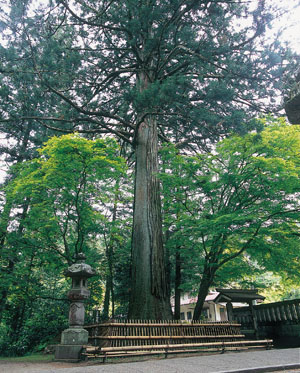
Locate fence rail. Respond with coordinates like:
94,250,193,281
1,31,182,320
233,299,300,326
85,320,244,348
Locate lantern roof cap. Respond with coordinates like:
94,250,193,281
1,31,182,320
65,253,96,278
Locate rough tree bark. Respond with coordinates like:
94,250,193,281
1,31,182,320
128,114,172,319
102,275,111,320
102,185,120,319
174,250,182,320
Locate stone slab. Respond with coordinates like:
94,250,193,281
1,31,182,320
54,344,85,362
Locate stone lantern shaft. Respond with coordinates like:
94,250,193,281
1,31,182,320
55,253,96,362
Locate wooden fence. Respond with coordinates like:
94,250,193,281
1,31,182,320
86,320,252,348
83,320,272,360
233,299,300,326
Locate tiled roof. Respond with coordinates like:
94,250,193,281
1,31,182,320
175,289,265,306
179,292,218,305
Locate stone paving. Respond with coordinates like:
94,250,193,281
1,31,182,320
0,348,299,373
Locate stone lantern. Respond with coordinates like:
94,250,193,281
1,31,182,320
55,253,96,362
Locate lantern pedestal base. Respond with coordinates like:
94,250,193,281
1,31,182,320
54,344,86,362
61,327,88,344
55,328,89,362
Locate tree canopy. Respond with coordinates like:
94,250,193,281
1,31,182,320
0,135,129,354
160,118,300,319
1,1,296,145
0,118,299,353
11,134,126,262
0,0,299,320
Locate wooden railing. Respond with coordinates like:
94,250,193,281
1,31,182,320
83,320,272,361
233,299,300,326
85,320,244,348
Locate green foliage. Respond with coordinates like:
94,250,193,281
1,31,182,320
0,299,69,356
0,134,130,355
10,134,126,261
1,0,297,149
1,0,300,333
160,118,300,302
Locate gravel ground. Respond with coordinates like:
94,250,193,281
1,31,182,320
0,348,299,373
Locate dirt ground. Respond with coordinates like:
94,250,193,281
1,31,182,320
0,358,93,373
0,354,98,373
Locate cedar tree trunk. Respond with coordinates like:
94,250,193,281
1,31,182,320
128,115,172,320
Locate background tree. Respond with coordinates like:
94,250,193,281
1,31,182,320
0,134,128,354
11,134,126,261
1,0,299,319
160,118,300,320
0,18,76,323
101,178,133,320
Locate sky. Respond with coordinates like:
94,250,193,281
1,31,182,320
0,0,300,184
267,0,300,53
